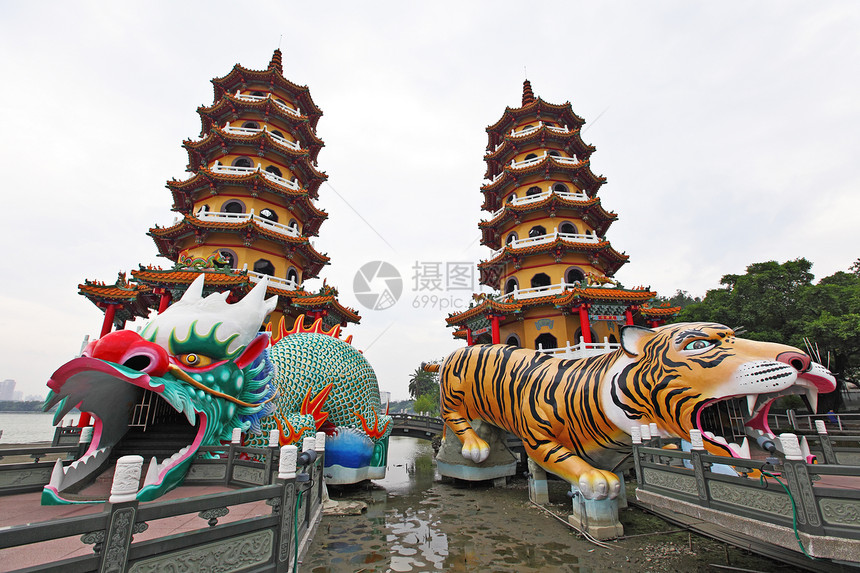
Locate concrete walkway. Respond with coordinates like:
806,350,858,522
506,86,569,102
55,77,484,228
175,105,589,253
0,485,273,570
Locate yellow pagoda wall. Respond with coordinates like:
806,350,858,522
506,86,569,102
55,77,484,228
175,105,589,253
209,155,296,181
498,253,601,289
180,238,303,280
191,194,304,231
499,309,622,350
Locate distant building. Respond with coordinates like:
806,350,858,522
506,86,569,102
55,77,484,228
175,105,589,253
0,379,15,401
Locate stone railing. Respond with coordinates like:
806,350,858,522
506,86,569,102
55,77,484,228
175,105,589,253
490,188,589,218
195,209,302,239
537,337,621,359
245,269,299,291
389,413,444,438
0,433,326,572
633,428,860,562
209,163,301,191
234,90,302,117
488,230,600,259
222,124,302,151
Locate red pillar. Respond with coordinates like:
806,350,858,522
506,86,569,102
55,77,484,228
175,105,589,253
158,290,172,313
577,304,592,343
466,329,474,346
489,315,501,345
77,412,92,427
625,307,634,326
100,304,117,338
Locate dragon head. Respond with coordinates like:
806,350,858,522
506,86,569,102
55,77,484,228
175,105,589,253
43,275,277,503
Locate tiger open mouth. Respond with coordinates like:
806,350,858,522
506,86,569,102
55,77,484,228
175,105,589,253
693,362,835,460
43,357,207,502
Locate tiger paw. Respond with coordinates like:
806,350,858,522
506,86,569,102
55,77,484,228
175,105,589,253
577,469,621,500
461,436,490,463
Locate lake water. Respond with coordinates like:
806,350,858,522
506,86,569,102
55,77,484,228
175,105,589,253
0,412,77,444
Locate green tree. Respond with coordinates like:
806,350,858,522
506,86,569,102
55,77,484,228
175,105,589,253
408,367,438,399
677,258,860,411
413,394,440,416
650,289,702,310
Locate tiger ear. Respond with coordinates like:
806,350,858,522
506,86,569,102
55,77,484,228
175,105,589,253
620,325,655,356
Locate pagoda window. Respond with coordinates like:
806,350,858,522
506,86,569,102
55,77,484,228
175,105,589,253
506,334,521,347
530,273,551,289
535,333,557,350
574,327,598,345
523,125,535,131
505,232,518,245
548,151,561,158
286,267,299,286
222,200,245,214
251,91,265,97
253,259,276,276
232,157,253,168
505,193,516,203
271,130,285,138
218,249,237,269
504,278,518,294
559,222,577,235
265,165,283,177
525,153,538,161
259,208,278,222
526,186,542,197
242,121,260,129
552,183,568,193
528,225,546,238
288,219,300,233
609,334,618,344
565,267,585,285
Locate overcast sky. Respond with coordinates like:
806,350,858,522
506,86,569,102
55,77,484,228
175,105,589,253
1,1,858,401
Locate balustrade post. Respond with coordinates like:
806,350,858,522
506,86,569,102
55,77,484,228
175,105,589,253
77,425,94,458
688,429,710,507
275,445,298,568
778,433,825,535
99,456,143,573
815,420,837,464
630,425,643,485
266,429,280,484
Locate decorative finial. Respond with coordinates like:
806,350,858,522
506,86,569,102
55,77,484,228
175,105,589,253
522,79,535,106
269,48,283,74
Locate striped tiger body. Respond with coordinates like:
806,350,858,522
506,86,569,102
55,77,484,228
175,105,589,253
439,322,836,500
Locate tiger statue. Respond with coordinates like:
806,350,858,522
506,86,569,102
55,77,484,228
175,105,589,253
437,322,836,500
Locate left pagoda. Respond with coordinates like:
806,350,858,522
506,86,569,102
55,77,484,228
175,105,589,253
79,50,360,337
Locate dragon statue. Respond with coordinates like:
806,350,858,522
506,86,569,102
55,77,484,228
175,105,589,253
435,322,836,500
43,275,391,503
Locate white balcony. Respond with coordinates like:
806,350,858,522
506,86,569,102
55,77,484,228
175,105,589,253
245,269,300,291
489,230,600,259
195,209,302,239
538,338,620,360
209,163,301,190
497,281,581,301
222,124,301,151
490,188,589,218
510,151,579,169
234,90,301,117
509,121,570,138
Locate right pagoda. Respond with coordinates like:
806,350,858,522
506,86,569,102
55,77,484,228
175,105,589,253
446,81,678,353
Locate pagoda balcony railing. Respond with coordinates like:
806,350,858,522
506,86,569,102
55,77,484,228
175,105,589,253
234,90,302,117
538,337,621,359
195,209,302,238
488,123,573,153
209,163,301,191
510,151,579,169
497,281,581,301
490,188,589,218
245,269,300,291
222,124,302,151
489,230,600,259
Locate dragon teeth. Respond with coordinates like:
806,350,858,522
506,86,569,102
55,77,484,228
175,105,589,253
806,388,819,413
746,394,757,415
49,459,65,489
144,457,160,487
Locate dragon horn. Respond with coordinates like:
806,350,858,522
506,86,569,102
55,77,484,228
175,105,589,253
180,274,206,302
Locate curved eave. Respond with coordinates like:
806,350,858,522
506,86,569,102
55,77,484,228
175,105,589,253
166,170,327,234
445,299,524,326
477,239,628,280
148,217,330,267
198,94,323,144
478,197,618,248
131,267,251,289
480,159,606,208
641,305,682,318
184,127,309,163
486,98,586,135
290,294,361,324
483,126,595,165
211,65,322,128
78,282,155,322
447,288,657,326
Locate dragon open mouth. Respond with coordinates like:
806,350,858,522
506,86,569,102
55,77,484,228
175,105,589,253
43,357,208,502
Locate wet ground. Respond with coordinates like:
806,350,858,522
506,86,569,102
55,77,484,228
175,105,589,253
305,437,802,572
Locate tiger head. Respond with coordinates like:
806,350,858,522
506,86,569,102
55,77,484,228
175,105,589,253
602,322,837,460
